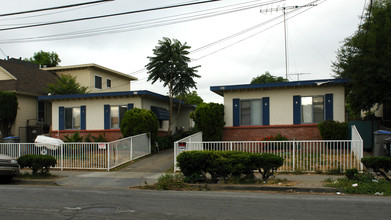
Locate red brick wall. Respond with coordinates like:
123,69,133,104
222,124,321,141
50,129,123,142
51,129,170,141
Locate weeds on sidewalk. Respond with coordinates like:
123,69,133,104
141,173,207,191
325,172,391,195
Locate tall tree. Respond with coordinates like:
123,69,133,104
332,0,391,112
46,74,89,95
25,50,61,67
146,37,200,134
175,91,204,106
251,71,288,84
0,91,18,138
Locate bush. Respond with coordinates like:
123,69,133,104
177,151,284,183
260,133,289,141
253,153,284,181
0,91,18,138
345,168,359,180
190,103,225,141
18,154,57,175
64,131,83,142
318,120,348,140
120,108,158,149
362,157,391,180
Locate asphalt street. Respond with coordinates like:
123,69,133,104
1,184,391,220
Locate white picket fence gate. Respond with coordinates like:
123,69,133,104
0,133,151,171
174,126,364,172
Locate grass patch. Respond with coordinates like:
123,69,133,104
16,172,57,179
141,173,206,191
325,173,391,195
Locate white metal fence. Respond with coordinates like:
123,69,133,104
0,133,151,171
174,126,364,172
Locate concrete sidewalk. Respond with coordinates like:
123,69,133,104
15,148,342,193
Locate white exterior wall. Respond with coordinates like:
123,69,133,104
51,97,142,130
54,68,131,93
224,86,345,127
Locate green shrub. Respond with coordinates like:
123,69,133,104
253,153,284,181
260,133,289,141
345,168,359,180
190,103,225,141
64,131,83,142
0,91,18,138
177,151,283,183
318,120,348,140
18,154,57,175
120,108,158,150
362,156,391,180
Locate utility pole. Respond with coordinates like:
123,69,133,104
260,4,316,80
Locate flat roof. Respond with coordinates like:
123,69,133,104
38,90,194,107
210,78,349,96
43,63,138,81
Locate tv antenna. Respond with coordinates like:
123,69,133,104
260,4,316,80
288,72,311,81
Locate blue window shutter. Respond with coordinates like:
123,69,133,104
81,106,86,130
325,94,333,120
127,103,134,110
104,105,110,129
59,106,64,130
262,97,270,125
293,96,301,124
233,99,240,126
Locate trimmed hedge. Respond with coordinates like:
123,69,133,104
362,156,391,173
318,120,348,140
176,151,284,183
18,154,57,175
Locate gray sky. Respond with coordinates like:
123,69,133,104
0,0,366,103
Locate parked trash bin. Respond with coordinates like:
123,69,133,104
3,136,20,143
373,130,391,156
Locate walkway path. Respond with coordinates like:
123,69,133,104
52,148,173,188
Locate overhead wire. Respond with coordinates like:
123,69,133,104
0,0,221,32
0,0,284,44
0,0,113,17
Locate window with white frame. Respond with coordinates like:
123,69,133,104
240,99,262,125
64,107,80,129
110,105,127,128
301,96,324,123
95,75,102,89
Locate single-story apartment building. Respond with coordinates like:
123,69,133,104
210,78,348,141
38,90,195,141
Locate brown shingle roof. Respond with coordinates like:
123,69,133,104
0,58,58,96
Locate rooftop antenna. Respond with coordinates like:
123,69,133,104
288,72,311,81
260,4,316,80
0,48,7,58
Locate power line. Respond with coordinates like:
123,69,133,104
0,0,113,17
0,0,283,44
0,0,220,32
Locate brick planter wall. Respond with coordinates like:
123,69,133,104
222,124,321,141
50,129,123,142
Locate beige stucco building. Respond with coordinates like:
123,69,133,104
210,79,348,141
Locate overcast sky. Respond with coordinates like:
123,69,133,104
0,0,366,103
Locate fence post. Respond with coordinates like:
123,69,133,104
107,143,110,171
174,142,177,171
130,137,133,160
230,142,233,151
61,144,64,171
18,144,21,157
292,140,296,171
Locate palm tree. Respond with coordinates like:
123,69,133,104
146,37,200,134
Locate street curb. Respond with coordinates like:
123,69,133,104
191,184,337,193
13,179,57,186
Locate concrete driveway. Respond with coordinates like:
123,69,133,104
53,148,174,188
